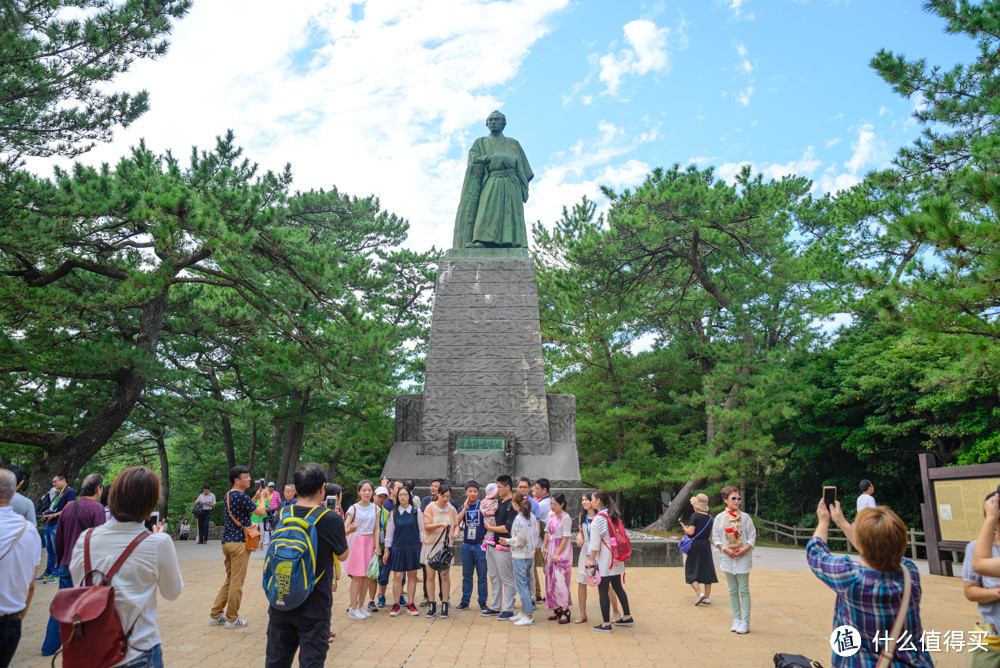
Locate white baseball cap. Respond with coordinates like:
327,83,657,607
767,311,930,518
267,481,275,487
375,486,390,497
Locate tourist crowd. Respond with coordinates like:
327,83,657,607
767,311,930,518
3,463,999,667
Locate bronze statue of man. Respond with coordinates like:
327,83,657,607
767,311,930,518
452,110,533,249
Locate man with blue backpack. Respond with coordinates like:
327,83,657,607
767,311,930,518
263,462,348,668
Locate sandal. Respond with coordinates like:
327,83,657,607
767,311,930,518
573,616,588,624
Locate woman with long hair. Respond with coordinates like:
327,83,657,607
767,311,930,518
383,486,423,617
422,482,459,618
344,479,379,620
543,492,573,623
585,489,633,632
68,467,183,667
509,491,538,626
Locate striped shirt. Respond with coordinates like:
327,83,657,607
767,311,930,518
806,537,932,667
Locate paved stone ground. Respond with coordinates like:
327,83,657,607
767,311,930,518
13,542,973,667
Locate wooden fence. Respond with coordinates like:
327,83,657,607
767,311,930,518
754,517,926,560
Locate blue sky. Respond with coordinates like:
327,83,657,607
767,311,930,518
33,0,979,252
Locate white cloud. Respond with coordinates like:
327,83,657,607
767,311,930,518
878,105,891,117
526,122,656,229
737,86,755,106
727,0,755,20
702,147,821,187
597,19,686,96
816,123,890,194
824,137,842,148
26,0,570,253
844,123,878,174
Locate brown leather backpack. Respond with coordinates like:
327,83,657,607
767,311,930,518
49,528,150,668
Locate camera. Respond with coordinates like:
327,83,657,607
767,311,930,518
325,495,338,509
823,486,837,509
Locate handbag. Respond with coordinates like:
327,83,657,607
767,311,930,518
226,491,260,552
426,528,454,571
679,515,712,554
875,564,912,668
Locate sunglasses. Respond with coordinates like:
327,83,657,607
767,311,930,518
728,496,742,501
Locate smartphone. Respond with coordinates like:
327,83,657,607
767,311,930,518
823,486,837,509
325,495,338,509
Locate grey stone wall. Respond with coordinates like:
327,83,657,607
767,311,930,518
382,250,581,486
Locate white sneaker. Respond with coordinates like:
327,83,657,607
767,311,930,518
513,616,534,626
209,614,226,626
736,621,749,634
510,613,524,623
224,616,248,629
730,619,740,632
694,593,706,605
702,597,711,605
348,608,366,620
359,605,372,618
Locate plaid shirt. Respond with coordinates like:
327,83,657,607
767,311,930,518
806,537,933,667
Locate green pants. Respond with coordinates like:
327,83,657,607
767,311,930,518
724,571,751,623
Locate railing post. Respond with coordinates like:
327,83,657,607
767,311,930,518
910,528,917,560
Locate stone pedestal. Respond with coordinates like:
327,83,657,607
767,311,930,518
382,247,581,486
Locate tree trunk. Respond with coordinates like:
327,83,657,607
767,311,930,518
277,389,310,487
247,422,258,473
263,422,282,484
326,448,343,481
152,428,169,521
644,478,703,531
204,366,236,470
20,292,169,500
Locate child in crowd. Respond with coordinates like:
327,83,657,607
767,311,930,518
345,480,379,620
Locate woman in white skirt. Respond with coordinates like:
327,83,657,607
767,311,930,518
345,479,379,620
574,492,620,624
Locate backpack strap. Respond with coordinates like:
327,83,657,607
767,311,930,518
692,516,712,540
84,529,151,586
103,531,151,584
73,500,85,532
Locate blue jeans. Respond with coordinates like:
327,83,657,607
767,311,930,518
41,565,72,655
121,644,163,668
512,558,535,616
460,542,487,607
43,523,58,575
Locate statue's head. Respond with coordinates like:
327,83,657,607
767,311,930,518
486,110,506,132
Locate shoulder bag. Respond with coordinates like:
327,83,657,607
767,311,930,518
227,491,260,552
0,519,29,563
679,515,712,554
426,526,454,571
875,564,912,668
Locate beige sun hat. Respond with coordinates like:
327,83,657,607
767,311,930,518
691,493,710,512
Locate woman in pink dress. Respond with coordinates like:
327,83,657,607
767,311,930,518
543,492,573,623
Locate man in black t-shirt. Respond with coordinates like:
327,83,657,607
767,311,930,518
484,475,517,618
209,466,266,628
266,463,348,668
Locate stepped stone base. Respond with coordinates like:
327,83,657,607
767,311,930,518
383,248,581,487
